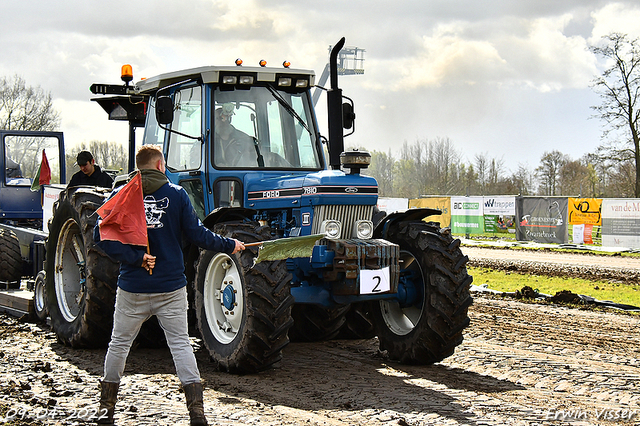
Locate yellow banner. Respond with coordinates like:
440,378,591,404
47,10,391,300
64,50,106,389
409,197,451,228
568,198,602,225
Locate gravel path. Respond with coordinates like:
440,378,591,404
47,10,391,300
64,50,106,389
1,291,639,425
464,245,640,282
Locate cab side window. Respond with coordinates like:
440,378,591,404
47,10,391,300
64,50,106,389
166,86,202,171
4,135,61,186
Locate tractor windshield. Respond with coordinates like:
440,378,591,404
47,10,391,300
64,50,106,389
212,86,322,170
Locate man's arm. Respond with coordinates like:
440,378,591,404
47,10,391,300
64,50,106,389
178,188,243,254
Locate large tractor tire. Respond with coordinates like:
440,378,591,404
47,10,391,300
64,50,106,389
288,304,350,342
370,221,473,364
194,222,294,374
0,228,23,288
45,187,166,348
45,187,118,347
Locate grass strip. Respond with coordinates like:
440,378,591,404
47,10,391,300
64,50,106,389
468,266,640,307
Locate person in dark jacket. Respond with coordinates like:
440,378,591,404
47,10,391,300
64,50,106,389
94,146,244,425
68,150,113,188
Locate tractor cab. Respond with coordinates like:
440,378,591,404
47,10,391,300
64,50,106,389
136,63,334,222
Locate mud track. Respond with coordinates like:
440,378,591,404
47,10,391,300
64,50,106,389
0,247,639,425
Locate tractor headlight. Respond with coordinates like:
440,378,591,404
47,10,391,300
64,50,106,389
320,220,342,239
353,220,373,239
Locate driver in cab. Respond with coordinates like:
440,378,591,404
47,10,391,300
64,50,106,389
213,103,255,167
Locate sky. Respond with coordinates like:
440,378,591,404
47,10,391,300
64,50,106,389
2,0,640,173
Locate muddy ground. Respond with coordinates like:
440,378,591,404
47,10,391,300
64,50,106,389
1,247,639,425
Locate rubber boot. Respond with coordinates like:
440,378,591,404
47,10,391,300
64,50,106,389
183,382,208,426
97,380,119,424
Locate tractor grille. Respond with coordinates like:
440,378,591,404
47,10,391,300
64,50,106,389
311,204,374,239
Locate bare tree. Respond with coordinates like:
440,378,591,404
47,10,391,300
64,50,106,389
474,153,489,194
559,159,590,196
510,163,533,195
590,33,640,197
366,149,395,197
536,150,568,196
429,137,462,195
0,75,60,131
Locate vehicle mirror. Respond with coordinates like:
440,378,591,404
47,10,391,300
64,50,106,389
156,96,174,125
342,102,355,129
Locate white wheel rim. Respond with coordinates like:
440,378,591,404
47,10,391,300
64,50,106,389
54,219,85,323
379,250,424,336
34,274,46,314
203,253,244,344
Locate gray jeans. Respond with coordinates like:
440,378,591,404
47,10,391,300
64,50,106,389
103,287,201,385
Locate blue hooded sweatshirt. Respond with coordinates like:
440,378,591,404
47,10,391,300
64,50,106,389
94,169,235,293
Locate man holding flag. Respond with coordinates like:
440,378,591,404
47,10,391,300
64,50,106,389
93,146,244,425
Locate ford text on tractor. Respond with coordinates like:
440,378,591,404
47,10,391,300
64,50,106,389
46,38,473,373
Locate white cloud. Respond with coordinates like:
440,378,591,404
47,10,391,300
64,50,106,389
590,2,640,42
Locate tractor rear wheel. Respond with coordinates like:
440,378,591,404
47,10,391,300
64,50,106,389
194,222,294,374
0,228,23,288
370,221,473,364
45,187,118,347
45,187,166,348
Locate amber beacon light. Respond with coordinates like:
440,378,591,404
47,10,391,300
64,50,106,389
121,64,133,85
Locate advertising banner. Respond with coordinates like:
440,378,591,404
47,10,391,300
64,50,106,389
568,198,602,225
568,198,602,245
483,196,516,234
451,196,484,234
409,197,450,228
515,197,568,244
601,199,640,248
377,197,409,214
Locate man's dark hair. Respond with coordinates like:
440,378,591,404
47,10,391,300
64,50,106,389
76,151,93,165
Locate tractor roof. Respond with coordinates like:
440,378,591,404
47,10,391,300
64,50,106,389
136,65,316,94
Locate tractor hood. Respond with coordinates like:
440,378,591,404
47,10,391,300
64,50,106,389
245,170,378,210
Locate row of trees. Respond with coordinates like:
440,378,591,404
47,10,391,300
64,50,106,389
363,137,636,198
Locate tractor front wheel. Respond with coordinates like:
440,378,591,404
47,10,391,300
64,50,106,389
194,222,294,374
370,221,473,364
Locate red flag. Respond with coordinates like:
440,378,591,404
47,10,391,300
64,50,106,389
96,172,148,247
39,150,51,186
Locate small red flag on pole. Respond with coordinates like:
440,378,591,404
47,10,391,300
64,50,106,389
96,172,148,247
39,150,51,186
30,149,51,192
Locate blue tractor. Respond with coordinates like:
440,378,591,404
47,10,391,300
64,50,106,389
45,39,473,373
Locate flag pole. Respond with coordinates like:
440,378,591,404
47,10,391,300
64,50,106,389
146,240,153,275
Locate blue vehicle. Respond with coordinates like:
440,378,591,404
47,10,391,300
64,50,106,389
45,39,473,373
0,131,64,301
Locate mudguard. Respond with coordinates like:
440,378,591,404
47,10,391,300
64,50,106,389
373,207,442,240
202,207,257,229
